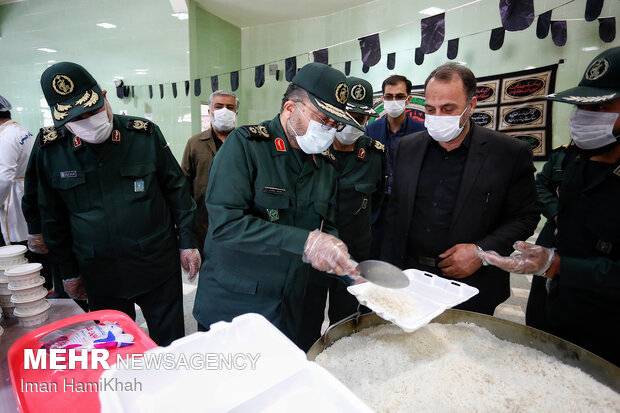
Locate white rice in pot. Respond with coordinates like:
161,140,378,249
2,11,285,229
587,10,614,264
314,323,620,412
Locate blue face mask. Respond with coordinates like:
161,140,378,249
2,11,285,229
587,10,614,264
288,103,336,154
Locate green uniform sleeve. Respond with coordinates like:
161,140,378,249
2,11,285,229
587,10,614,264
22,137,41,234
153,125,197,249
536,150,564,220
36,140,80,278
206,132,309,256
558,256,620,299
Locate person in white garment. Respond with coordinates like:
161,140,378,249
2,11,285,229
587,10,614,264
0,95,35,247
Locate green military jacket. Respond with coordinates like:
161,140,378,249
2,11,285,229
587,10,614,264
192,114,339,341
34,115,196,298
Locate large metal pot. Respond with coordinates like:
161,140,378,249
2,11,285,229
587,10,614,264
307,309,620,392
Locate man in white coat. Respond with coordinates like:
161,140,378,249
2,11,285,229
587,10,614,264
0,95,34,247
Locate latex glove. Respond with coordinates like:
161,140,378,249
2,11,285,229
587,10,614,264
180,249,201,282
27,233,48,254
438,243,482,279
302,230,358,276
477,241,555,276
63,277,87,300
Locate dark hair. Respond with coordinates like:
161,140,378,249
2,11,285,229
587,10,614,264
0,111,10,119
381,75,412,95
424,62,477,101
281,83,309,111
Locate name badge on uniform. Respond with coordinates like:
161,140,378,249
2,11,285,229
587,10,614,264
267,209,279,222
134,179,145,192
60,171,78,178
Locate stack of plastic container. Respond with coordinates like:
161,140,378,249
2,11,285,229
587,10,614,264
0,245,29,319
5,263,50,327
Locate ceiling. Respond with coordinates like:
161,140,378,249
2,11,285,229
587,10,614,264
194,0,377,28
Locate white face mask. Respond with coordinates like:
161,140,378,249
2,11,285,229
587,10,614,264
425,105,469,142
211,108,237,132
568,107,619,150
289,104,336,154
65,104,113,144
383,100,407,118
335,124,364,145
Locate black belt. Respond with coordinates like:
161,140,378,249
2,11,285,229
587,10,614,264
416,256,440,268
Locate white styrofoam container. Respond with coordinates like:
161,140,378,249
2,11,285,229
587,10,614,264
0,245,28,267
13,300,51,327
348,268,479,333
99,313,373,413
8,276,46,299
5,263,43,288
10,289,48,313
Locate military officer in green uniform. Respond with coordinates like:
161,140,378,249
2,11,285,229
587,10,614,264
32,62,200,346
192,63,361,344
298,77,386,351
479,47,620,366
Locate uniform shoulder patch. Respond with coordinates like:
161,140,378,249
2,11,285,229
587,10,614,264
368,138,386,153
241,125,270,140
126,119,153,134
38,126,64,148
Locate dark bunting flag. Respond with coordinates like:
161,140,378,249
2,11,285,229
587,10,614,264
185,80,190,96
172,83,177,98
415,47,424,65
387,53,396,69
131,86,135,98
194,79,201,96
116,85,124,99
447,38,459,60
420,13,445,54
537,10,552,39
599,17,616,43
255,65,265,88
159,84,164,99
313,49,328,64
285,57,297,81
344,61,351,75
148,85,153,99
585,0,604,22
490,27,505,50
123,86,129,97
211,75,219,92
358,33,381,67
500,0,534,31
230,71,239,91
362,64,370,73
551,21,567,46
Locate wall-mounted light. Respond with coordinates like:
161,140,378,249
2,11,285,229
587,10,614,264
37,48,57,53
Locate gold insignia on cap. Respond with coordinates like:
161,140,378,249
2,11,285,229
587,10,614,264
75,91,90,105
351,84,366,101
83,90,99,108
335,82,349,105
585,58,610,81
53,108,68,120
56,103,72,111
132,120,149,131
258,126,270,138
315,99,349,119
51,75,74,96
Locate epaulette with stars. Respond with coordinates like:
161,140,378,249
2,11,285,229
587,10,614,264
241,125,270,140
126,119,154,134
368,138,386,153
38,126,66,148
319,148,337,166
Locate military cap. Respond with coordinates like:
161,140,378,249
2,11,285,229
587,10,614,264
345,77,377,116
292,63,362,130
546,46,620,104
0,94,11,112
40,62,104,127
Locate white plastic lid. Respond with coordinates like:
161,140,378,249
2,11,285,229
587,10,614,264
13,300,50,317
8,276,46,292
0,245,28,258
10,288,48,304
4,263,43,277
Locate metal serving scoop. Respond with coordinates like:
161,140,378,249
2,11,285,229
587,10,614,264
348,260,410,289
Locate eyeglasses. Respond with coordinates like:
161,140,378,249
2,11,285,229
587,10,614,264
383,93,409,101
296,102,346,132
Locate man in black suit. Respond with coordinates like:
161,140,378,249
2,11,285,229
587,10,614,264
382,62,539,315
